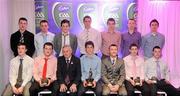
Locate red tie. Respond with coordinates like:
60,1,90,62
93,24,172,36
42,58,48,79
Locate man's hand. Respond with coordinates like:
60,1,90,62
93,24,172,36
83,80,87,87
140,80,143,86
17,86,24,94
70,84,77,93
113,85,120,92
38,80,44,87
129,79,135,86
165,80,170,84
12,86,19,94
45,79,51,87
146,80,154,84
60,84,67,92
108,83,114,92
92,81,97,88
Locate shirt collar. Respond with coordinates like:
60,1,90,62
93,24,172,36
152,57,161,62
41,54,54,59
62,32,69,36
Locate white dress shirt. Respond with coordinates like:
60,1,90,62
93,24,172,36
144,57,169,81
77,28,102,54
35,31,55,56
9,55,34,87
59,32,70,56
123,55,145,80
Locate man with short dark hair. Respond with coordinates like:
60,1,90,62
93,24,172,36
2,43,33,96
142,19,165,59
35,20,55,56
145,46,180,96
30,42,57,96
101,44,127,96
10,17,35,57
78,16,101,57
54,19,77,57
101,18,121,59
78,41,102,96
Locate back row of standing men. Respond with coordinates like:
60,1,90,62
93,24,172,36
2,16,180,96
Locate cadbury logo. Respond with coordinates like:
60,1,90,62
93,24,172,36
83,7,95,13
58,6,70,12
35,5,44,10
109,7,120,13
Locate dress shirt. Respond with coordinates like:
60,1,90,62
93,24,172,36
33,54,57,82
9,55,34,87
144,57,169,81
80,54,101,82
78,28,102,54
59,32,70,56
121,31,141,57
123,55,145,80
35,31,55,56
142,32,165,58
101,31,121,56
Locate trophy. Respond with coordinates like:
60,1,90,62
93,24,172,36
15,79,23,88
86,68,94,88
134,77,141,86
41,78,49,86
151,76,157,83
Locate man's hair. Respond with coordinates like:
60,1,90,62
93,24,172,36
153,46,161,51
107,18,116,24
43,42,54,49
40,20,48,25
129,43,139,49
18,17,27,23
85,41,94,48
109,44,118,49
150,19,159,26
62,45,72,51
83,15,91,22
17,43,27,49
61,19,70,27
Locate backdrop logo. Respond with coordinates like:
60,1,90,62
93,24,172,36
102,4,123,29
77,3,98,29
127,3,137,20
52,2,73,28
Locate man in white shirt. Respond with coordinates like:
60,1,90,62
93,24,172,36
145,46,180,96
2,43,33,96
35,20,55,56
123,43,149,96
77,16,101,57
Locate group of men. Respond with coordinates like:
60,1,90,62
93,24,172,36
1,15,180,96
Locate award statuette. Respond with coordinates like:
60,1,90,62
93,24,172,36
41,78,49,86
151,76,157,84
134,77,141,86
86,68,94,88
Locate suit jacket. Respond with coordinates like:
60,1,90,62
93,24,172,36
53,32,77,56
57,55,81,85
10,30,35,57
101,57,125,86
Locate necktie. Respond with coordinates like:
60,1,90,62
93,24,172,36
15,58,23,88
132,57,137,78
42,58,48,79
63,34,67,46
85,30,89,42
65,59,70,85
43,34,47,44
112,59,115,65
19,33,24,43
156,61,161,80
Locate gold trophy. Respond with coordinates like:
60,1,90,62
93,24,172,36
86,68,94,88
41,78,49,86
134,77,141,86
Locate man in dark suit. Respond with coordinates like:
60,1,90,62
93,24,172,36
10,17,35,57
55,45,81,96
53,19,77,57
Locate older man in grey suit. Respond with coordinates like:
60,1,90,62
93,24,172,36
54,19,77,57
101,44,127,96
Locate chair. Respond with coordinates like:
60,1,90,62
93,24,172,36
85,90,96,96
38,90,52,96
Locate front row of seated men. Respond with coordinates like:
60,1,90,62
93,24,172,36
2,41,180,96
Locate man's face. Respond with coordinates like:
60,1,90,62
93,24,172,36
19,20,27,31
150,22,159,32
83,18,91,28
43,45,53,57
128,20,136,30
153,48,161,59
18,45,27,56
129,46,138,56
40,22,49,32
61,23,70,33
63,47,72,59
107,21,115,31
85,45,94,55
109,46,118,57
